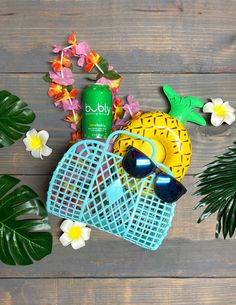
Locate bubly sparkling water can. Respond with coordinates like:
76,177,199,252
82,84,112,139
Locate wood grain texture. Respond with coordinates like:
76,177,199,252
1,73,236,175
0,176,235,278
1,0,236,302
1,238,234,278
0,278,235,305
0,0,236,73
0,279,56,305
56,278,236,305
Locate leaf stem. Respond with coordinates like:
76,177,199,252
95,62,104,74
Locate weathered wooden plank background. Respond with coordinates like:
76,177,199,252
0,0,236,304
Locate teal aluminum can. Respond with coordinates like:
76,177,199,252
82,84,112,139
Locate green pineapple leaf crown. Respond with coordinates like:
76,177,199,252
163,84,206,126
194,142,236,239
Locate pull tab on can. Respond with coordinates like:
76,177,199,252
82,84,112,139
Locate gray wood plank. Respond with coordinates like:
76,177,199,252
0,175,235,278
0,73,236,175
0,279,56,305
1,236,234,278
0,278,235,305
56,278,236,305
1,0,235,302
0,0,236,72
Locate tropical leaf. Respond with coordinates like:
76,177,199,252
0,175,52,265
98,57,109,72
194,142,236,238
42,72,51,82
0,90,35,148
103,70,121,80
64,85,73,92
97,70,121,81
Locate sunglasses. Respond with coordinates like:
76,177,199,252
122,146,187,203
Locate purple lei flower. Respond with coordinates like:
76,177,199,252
52,45,71,56
123,95,140,118
75,41,90,67
49,68,74,86
54,99,80,112
113,118,125,130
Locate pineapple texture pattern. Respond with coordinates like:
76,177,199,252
113,112,192,181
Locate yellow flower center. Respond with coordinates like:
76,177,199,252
29,136,43,149
214,105,227,117
67,226,82,240
56,84,62,92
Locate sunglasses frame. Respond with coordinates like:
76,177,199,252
122,145,187,203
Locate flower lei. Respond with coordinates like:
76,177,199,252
43,32,141,145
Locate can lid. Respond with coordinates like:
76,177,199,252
86,83,109,87
92,83,109,87
85,83,110,91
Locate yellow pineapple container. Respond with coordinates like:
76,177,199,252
113,85,206,181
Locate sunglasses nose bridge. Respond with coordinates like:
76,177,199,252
154,166,162,176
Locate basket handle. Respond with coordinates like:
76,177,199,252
104,130,157,160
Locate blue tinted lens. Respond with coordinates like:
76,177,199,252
154,172,187,203
122,147,154,178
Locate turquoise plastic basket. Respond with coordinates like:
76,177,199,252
46,131,175,250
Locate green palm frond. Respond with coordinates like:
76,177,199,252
194,142,236,239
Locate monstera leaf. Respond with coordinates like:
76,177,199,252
0,90,35,148
0,175,52,265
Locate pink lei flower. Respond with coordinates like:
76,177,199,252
49,68,74,86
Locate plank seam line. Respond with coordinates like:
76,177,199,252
1,72,236,75
0,276,235,280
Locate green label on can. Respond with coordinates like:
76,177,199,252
82,84,112,139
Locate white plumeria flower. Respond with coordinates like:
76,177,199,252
203,98,235,127
23,129,52,159
59,220,91,250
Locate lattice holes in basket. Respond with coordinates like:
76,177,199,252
47,132,176,250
